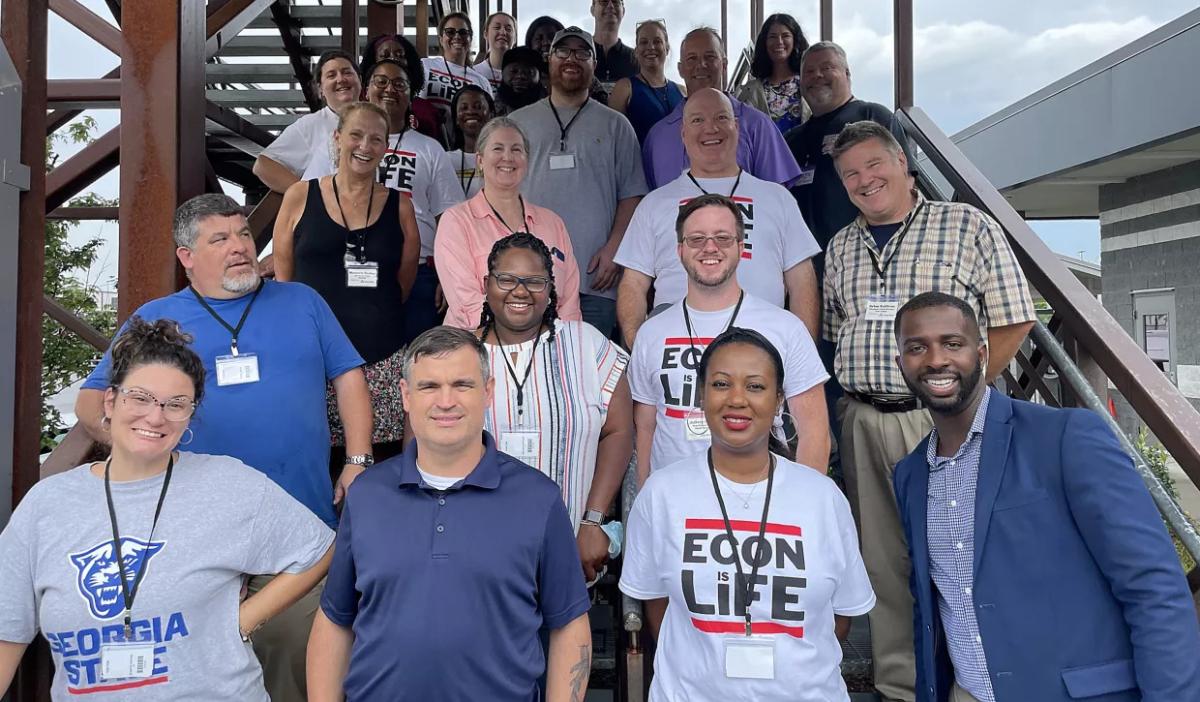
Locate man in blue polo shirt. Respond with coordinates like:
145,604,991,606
308,326,592,701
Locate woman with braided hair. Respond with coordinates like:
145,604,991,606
477,232,633,583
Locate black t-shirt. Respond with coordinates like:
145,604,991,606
785,98,916,279
595,38,638,93
867,221,903,252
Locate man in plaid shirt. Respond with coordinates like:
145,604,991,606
822,120,1037,702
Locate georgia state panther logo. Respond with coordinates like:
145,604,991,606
69,538,165,620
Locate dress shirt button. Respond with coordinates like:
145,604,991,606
438,498,446,506
950,500,958,507
955,541,964,550
964,587,972,595
949,460,956,466
975,635,982,644
436,524,445,533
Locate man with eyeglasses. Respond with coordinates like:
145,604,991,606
590,0,638,96
510,27,647,338
627,193,828,481
74,193,372,701
616,87,821,350
641,27,801,190
420,12,493,135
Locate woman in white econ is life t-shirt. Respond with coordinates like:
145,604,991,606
621,327,874,701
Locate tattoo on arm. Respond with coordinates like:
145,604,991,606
569,644,591,702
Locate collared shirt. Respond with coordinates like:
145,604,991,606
434,189,583,329
822,192,1037,395
641,94,802,189
321,432,591,701
595,37,638,94
926,388,996,702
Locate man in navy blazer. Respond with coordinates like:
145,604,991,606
891,291,1200,702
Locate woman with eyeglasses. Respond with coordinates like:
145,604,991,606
0,317,333,700
736,13,811,133
434,116,582,330
620,327,874,701
254,50,363,194
272,102,421,463
361,33,445,146
476,233,633,582
607,19,685,144
419,12,493,135
446,86,496,199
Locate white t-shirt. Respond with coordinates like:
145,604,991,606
446,149,484,200
620,454,875,701
473,58,503,90
0,453,333,701
306,129,464,258
416,466,462,490
261,106,339,178
420,56,493,130
628,292,827,472
615,171,820,308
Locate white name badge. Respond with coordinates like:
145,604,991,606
864,295,901,322
100,642,156,680
724,636,776,680
549,152,577,170
215,353,260,386
346,262,379,288
500,431,540,467
793,167,815,186
684,408,711,442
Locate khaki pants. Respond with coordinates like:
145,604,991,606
951,683,983,702
246,574,325,702
838,397,933,702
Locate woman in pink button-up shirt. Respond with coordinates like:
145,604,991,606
434,116,582,329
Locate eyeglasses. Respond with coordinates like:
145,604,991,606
116,387,196,422
491,273,550,293
369,75,411,92
681,233,740,249
552,47,594,61
443,27,473,39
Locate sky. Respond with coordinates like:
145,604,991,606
21,0,1200,287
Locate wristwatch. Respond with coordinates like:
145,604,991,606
580,509,605,528
346,454,375,467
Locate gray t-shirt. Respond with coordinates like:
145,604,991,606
0,452,333,700
510,97,649,299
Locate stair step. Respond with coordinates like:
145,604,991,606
207,63,300,84
207,88,308,109
215,32,441,58
246,4,422,29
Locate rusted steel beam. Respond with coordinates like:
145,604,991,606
43,294,110,351
720,0,727,51
46,205,119,219
46,78,121,107
898,105,1200,486
270,0,319,111
180,0,207,206
415,0,429,58
44,126,119,213
104,0,121,25
205,99,275,148
45,66,120,136
48,0,123,54
820,0,832,41
893,0,913,108
341,0,358,57
206,0,274,58
368,0,398,41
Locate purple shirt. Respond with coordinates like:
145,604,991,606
640,94,803,189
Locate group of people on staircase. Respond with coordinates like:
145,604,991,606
1,3,1198,702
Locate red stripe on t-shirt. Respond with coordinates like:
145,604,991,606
663,337,715,345
664,407,694,419
69,676,170,695
685,518,802,536
690,618,805,638
741,251,752,259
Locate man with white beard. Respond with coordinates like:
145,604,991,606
74,193,372,701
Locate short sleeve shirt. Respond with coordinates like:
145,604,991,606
615,170,820,307
80,282,364,526
445,149,484,199
0,453,332,700
510,98,649,298
628,293,827,472
620,454,875,701
262,106,339,178
419,56,493,131
822,193,1038,395
595,39,638,95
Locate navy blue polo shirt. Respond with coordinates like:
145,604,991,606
320,432,591,701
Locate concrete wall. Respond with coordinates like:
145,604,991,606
1100,160,1200,437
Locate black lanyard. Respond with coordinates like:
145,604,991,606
104,454,174,639
707,449,776,636
865,198,925,282
443,57,465,85
681,290,744,360
687,168,743,200
379,126,410,180
639,74,672,113
547,99,589,151
484,191,529,234
459,150,477,196
189,279,263,356
493,325,543,419
331,175,377,264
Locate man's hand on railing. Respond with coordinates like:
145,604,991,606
258,253,275,279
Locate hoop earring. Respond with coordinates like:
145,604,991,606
100,416,111,432
179,427,194,446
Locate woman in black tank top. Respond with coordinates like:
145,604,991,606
272,102,421,462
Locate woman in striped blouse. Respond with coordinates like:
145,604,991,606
476,233,633,582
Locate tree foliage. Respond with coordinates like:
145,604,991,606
41,118,117,449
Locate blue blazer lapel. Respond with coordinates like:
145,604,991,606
904,440,933,595
973,392,1014,579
